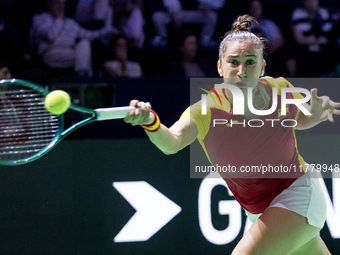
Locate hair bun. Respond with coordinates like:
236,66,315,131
231,15,257,33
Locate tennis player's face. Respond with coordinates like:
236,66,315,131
217,40,265,89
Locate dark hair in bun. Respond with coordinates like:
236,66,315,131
219,15,266,60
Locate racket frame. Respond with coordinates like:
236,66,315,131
0,79,133,166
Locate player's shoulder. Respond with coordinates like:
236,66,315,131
259,76,293,91
260,76,304,99
180,86,229,120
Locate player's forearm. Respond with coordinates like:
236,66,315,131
124,101,194,154
145,124,182,155
295,113,322,130
295,104,324,130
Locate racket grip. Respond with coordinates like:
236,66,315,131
95,106,135,120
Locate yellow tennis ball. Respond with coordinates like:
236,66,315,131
44,90,71,115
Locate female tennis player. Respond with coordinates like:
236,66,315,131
124,15,339,254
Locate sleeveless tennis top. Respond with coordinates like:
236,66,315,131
181,77,307,213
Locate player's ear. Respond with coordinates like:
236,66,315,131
217,60,223,77
260,59,266,76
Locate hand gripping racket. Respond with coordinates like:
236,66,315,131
0,79,134,166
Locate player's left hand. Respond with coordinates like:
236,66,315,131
310,88,340,122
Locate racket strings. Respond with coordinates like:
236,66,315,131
0,88,61,161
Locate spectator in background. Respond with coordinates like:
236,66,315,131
0,59,12,80
110,0,145,50
74,0,116,76
32,0,116,77
147,0,219,49
75,0,113,29
102,34,142,77
168,32,215,77
0,0,47,74
0,14,11,59
197,0,224,46
248,0,297,77
249,0,284,55
291,0,334,77
332,8,340,77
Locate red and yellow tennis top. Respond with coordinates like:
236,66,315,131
181,77,307,214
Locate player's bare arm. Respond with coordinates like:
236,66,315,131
124,100,198,155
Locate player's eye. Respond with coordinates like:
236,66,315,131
246,59,256,65
229,59,238,66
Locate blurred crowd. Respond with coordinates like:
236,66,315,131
0,0,340,82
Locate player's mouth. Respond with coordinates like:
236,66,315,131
234,81,247,88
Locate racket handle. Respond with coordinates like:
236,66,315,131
95,106,135,121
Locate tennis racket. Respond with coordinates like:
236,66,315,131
0,79,135,166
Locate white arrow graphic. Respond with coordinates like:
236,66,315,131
113,181,182,242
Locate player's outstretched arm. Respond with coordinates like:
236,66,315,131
296,89,340,130
124,100,198,155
